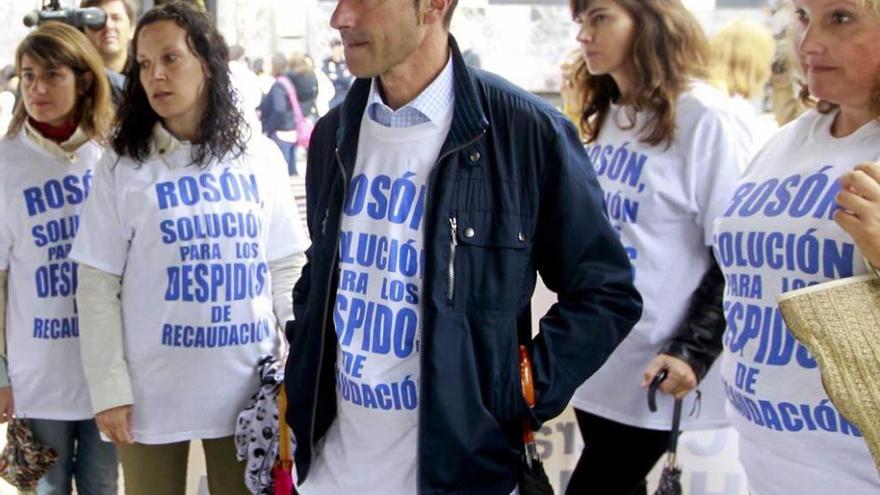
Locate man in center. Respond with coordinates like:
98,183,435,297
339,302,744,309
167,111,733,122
283,0,643,493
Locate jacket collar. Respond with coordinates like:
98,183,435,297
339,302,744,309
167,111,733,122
150,123,194,169
335,34,489,170
22,120,91,163
441,34,489,154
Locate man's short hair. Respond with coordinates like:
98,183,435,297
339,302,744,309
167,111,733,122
443,0,458,28
271,53,288,73
79,0,136,22
229,45,245,62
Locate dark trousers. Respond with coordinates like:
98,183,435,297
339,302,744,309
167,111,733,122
565,409,671,495
269,134,298,176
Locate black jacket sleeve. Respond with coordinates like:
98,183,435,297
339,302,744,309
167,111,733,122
526,115,643,426
260,82,295,136
659,251,726,381
288,118,331,340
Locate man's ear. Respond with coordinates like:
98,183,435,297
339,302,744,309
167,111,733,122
421,0,451,26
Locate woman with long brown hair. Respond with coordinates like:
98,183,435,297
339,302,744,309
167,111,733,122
565,1,749,493
0,22,117,494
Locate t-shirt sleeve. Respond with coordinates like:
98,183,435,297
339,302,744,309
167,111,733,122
69,154,130,276
684,106,749,246
260,138,309,262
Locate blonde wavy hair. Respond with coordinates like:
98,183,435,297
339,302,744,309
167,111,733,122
7,22,113,142
709,19,775,99
569,0,709,147
796,0,880,116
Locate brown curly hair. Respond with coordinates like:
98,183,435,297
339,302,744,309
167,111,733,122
569,0,709,147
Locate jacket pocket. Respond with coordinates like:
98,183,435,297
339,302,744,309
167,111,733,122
465,311,522,429
425,311,522,488
452,209,530,312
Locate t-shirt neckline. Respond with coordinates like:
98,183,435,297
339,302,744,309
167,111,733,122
809,109,880,146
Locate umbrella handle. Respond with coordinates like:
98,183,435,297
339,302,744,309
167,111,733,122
648,370,684,457
519,345,536,444
667,397,683,456
278,386,292,463
647,369,668,413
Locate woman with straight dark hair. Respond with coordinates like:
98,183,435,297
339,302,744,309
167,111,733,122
69,2,308,494
565,0,750,493
0,22,117,495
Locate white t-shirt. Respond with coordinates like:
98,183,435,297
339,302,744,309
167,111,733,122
714,109,880,495
0,131,102,420
571,82,747,430
300,108,452,495
729,95,779,164
70,129,308,444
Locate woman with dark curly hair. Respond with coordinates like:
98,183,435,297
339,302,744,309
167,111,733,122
564,0,750,493
69,3,308,494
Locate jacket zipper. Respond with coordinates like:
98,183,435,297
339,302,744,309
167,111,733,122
447,216,458,303
416,129,486,494
307,147,348,478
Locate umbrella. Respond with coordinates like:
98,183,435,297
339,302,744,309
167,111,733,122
648,370,683,495
273,386,295,495
234,354,296,495
518,345,554,495
0,419,58,491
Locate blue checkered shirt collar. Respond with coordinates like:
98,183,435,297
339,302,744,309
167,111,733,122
367,53,454,128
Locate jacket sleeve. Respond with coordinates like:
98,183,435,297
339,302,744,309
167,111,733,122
659,251,725,381
526,116,643,425
289,245,313,343
270,252,306,329
261,83,294,135
288,118,331,342
76,263,135,414
0,271,7,387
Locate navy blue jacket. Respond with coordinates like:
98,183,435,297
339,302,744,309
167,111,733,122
284,36,642,495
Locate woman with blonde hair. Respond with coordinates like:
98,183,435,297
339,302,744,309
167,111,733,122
713,0,880,492
0,21,116,494
709,19,778,156
565,0,750,493
559,47,588,136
